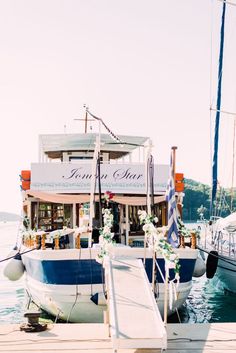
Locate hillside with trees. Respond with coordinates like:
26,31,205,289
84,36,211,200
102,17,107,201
183,178,234,221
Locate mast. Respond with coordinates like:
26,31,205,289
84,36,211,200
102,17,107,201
211,1,226,210
230,117,236,211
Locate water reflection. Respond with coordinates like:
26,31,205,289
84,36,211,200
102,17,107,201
171,275,236,323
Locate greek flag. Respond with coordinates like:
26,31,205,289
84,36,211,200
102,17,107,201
166,151,179,247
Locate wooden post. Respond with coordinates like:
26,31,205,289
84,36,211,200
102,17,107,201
55,237,60,250
76,233,81,249
35,234,40,248
29,236,34,248
180,235,185,248
191,232,197,249
41,233,46,250
172,146,178,183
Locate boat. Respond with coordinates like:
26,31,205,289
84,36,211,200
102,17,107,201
198,1,236,293
4,109,199,323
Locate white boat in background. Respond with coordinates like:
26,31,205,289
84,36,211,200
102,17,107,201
199,213,236,293
4,110,200,323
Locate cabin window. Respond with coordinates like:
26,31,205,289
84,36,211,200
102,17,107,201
31,202,73,231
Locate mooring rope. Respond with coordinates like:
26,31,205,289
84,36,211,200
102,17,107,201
0,247,38,263
198,246,236,268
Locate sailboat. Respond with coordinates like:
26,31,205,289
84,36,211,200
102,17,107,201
199,0,236,293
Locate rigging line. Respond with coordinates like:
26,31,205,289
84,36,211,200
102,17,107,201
0,247,38,263
198,246,236,267
66,247,82,323
155,260,165,282
89,247,93,295
216,0,236,7
210,107,236,116
218,264,236,272
87,109,124,144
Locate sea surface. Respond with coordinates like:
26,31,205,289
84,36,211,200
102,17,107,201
0,221,236,324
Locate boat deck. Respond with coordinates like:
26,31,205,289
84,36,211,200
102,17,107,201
0,322,236,352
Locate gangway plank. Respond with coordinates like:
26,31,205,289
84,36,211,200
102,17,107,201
106,257,167,351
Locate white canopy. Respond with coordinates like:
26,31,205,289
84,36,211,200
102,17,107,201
215,212,236,232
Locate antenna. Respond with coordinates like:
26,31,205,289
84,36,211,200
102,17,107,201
74,104,94,133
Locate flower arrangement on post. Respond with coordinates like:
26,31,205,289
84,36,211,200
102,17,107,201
177,217,200,238
138,210,180,281
97,208,114,261
102,191,114,206
177,217,200,249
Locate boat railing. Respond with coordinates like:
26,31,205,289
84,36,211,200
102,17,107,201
214,230,236,258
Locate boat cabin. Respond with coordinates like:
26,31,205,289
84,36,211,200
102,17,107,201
21,133,183,246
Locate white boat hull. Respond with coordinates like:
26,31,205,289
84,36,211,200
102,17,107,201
24,275,193,322
22,247,198,322
215,256,236,293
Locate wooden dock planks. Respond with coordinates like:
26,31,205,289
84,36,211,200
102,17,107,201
0,322,236,352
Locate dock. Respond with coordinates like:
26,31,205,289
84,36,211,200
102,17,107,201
0,322,236,352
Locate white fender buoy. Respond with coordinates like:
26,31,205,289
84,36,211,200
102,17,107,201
193,255,206,277
3,253,25,281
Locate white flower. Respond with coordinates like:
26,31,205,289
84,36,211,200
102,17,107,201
99,235,104,243
169,253,177,261
166,261,176,269
103,225,111,234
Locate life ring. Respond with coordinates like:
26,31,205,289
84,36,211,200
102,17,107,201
206,250,218,279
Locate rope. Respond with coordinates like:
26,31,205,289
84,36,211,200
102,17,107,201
87,109,124,144
216,0,236,7
198,245,236,268
66,247,82,323
0,247,38,263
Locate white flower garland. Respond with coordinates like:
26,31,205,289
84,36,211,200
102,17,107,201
97,208,114,260
138,210,180,282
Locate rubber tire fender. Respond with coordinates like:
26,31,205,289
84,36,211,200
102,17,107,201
206,250,218,279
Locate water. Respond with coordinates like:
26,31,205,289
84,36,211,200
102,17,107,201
0,221,25,324
0,222,236,324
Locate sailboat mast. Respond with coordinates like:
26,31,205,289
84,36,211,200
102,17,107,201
230,117,236,211
211,1,227,210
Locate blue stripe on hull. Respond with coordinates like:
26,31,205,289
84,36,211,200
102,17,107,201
145,258,195,283
23,257,195,285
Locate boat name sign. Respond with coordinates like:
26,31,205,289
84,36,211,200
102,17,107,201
30,163,169,194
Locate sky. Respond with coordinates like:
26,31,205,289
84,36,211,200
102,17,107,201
0,0,236,214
